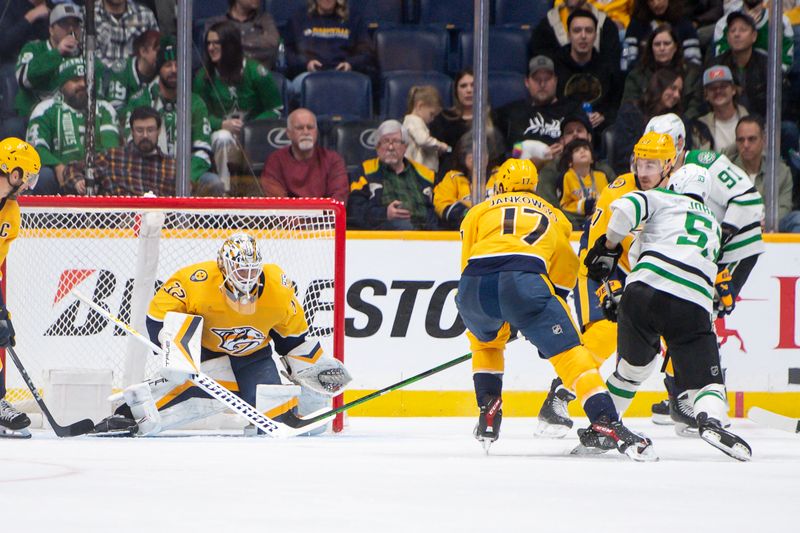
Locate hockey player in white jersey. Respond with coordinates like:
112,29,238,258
643,114,764,431
584,156,752,461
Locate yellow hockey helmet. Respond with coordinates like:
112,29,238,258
632,131,676,165
493,158,538,195
0,137,41,189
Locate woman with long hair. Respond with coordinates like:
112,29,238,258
622,0,701,71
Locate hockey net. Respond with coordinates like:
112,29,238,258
3,196,345,432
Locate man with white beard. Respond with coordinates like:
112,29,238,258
260,108,349,203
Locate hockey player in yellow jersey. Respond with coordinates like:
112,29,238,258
535,132,679,438
97,233,351,436
0,138,40,438
455,158,656,460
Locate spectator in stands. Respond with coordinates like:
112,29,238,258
713,0,794,72
494,56,581,168
0,0,49,63
555,138,611,229
62,105,175,196
731,115,799,232
284,0,375,87
530,0,622,65
194,21,282,193
710,11,766,116
93,0,159,73
685,0,723,50
403,85,449,173
591,0,635,29
124,36,222,196
552,9,622,132
536,113,616,210
622,24,703,119
26,58,120,195
430,70,473,174
203,0,280,68
691,65,749,153
622,0,701,71
260,108,349,203
611,68,686,173
348,120,437,230
107,29,160,111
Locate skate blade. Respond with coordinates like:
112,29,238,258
700,429,752,462
534,420,571,439
624,444,659,462
674,422,700,438
651,413,674,426
570,443,612,456
0,427,31,439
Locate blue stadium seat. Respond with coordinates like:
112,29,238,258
494,0,551,29
192,0,228,20
381,71,453,120
351,0,405,29
418,0,477,29
375,28,449,74
0,62,25,139
300,72,373,121
457,28,529,74
269,71,289,117
242,118,290,175
265,0,307,26
326,119,383,181
487,71,527,109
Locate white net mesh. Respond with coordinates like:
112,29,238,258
4,198,344,427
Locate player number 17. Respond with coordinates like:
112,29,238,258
501,206,550,245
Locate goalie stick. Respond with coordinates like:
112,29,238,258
71,290,329,438
748,407,800,434
5,346,96,437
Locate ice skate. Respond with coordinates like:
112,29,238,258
474,396,502,454
697,413,751,462
670,391,699,438
574,417,658,462
0,399,31,439
651,399,672,425
534,378,575,438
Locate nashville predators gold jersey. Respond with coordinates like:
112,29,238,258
0,198,20,272
460,191,579,292
581,172,638,274
147,260,311,358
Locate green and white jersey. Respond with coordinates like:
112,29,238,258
684,149,764,264
26,95,120,166
106,56,152,112
609,185,721,313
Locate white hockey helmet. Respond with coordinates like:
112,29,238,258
668,164,711,203
645,113,686,165
217,233,263,314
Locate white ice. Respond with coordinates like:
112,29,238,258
1,417,798,533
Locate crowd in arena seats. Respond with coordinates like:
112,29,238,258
2,0,800,231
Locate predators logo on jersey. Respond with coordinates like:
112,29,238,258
211,326,267,355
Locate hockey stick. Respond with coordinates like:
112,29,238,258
71,290,327,438
748,407,800,434
5,346,96,437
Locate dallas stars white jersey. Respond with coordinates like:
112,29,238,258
684,150,764,264
608,187,721,313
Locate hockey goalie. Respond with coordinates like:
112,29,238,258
95,233,351,436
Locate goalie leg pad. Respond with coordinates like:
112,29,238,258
123,383,162,436
256,384,300,420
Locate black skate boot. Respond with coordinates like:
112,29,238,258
697,413,751,462
474,396,502,453
91,405,139,437
0,399,31,439
534,378,576,438
670,391,699,437
651,399,672,425
574,417,658,462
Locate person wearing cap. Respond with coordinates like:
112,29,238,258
15,3,86,117
25,57,120,195
691,65,749,153
93,0,158,73
123,36,222,196
494,55,581,167
0,0,49,63
713,0,794,72
347,120,438,230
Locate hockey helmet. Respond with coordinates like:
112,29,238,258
217,233,263,314
631,132,676,183
645,113,686,164
493,158,538,195
0,137,41,190
668,164,712,203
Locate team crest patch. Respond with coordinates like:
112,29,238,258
697,151,716,165
211,326,266,355
552,324,563,335
608,177,626,189
190,269,208,282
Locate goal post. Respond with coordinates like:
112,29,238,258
3,196,346,432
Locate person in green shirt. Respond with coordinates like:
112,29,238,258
25,57,121,195
107,29,161,112
194,20,283,193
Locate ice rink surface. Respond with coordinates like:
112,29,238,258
1,417,798,533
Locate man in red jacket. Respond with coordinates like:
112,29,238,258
260,108,349,203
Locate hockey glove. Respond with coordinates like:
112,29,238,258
714,268,735,317
584,235,623,282
595,280,623,323
0,307,15,348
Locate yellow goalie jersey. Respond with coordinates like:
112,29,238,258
147,260,317,359
460,191,579,294
0,197,20,271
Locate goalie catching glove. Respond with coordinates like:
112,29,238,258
584,235,623,282
714,268,735,317
283,355,352,396
595,279,623,322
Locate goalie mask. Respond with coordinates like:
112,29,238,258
217,233,263,314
